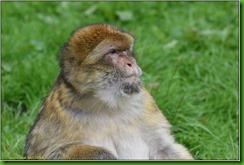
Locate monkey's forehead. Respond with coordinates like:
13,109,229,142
69,24,134,50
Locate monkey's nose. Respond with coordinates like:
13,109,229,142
125,61,140,77
127,62,132,68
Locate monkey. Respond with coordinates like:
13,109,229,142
24,24,193,160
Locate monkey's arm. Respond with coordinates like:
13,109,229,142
47,144,116,160
24,99,117,160
142,89,194,160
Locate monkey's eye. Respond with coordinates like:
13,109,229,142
109,49,118,54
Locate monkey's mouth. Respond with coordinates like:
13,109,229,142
124,74,138,78
120,74,142,95
103,71,142,95
122,74,140,84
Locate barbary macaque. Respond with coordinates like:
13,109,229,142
24,24,193,160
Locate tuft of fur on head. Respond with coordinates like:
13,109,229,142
60,24,134,68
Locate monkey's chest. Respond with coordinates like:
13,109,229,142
82,126,150,159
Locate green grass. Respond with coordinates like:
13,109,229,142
1,2,239,160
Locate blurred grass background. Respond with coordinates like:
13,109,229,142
1,2,239,160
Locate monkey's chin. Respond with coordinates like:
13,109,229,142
120,82,141,96
120,77,142,96
94,77,142,109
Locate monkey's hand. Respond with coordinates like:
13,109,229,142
47,144,117,160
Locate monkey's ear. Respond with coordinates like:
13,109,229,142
59,42,69,69
59,41,81,74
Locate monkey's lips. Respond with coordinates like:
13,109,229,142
123,74,140,84
124,73,139,78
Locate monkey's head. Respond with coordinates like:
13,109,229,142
60,24,142,100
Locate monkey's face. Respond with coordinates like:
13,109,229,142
82,39,143,96
61,24,143,97
101,44,142,96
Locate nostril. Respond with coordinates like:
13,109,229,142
127,63,132,67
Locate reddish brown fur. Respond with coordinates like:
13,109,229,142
62,24,133,65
